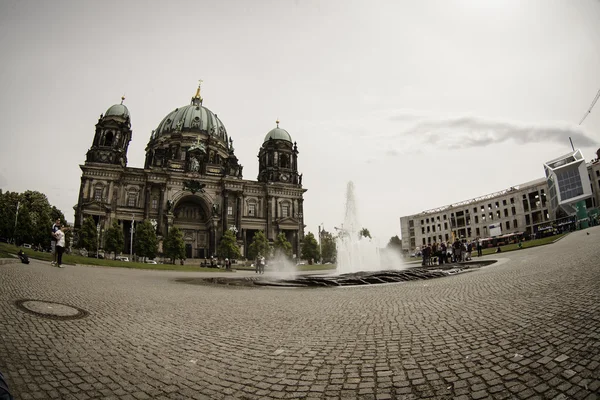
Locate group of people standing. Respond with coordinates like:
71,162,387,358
421,238,483,266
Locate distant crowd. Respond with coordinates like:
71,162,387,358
420,239,484,266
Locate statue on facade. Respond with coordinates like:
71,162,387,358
167,200,174,213
189,156,200,172
212,203,219,216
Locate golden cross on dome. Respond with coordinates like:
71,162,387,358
276,118,280,128
121,95,125,104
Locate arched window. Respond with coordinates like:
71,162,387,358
104,131,113,147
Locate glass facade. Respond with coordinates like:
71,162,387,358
556,167,584,201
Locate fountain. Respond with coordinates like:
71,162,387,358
335,181,404,274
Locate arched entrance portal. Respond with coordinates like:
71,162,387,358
173,195,212,259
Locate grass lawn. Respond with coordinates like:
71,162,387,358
479,233,566,256
0,233,567,272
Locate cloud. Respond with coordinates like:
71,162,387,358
388,112,597,150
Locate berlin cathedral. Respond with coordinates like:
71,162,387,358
74,84,306,259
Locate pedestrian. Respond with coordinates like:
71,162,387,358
477,238,483,257
0,370,14,400
54,224,66,268
51,218,60,266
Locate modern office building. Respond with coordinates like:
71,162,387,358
400,178,550,253
400,148,600,253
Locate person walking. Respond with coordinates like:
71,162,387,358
51,218,60,266
54,224,66,268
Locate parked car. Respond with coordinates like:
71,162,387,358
22,243,32,249
115,256,129,262
144,259,157,264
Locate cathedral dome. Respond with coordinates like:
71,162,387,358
105,102,129,118
152,85,228,143
264,121,292,143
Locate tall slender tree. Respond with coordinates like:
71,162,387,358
273,232,292,258
217,229,241,260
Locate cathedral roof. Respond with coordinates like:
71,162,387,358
152,84,228,142
264,120,292,143
105,98,129,118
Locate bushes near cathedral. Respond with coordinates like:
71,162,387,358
104,221,125,259
134,219,158,260
248,230,270,261
273,232,292,259
77,216,98,252
301,232,320,264
217,229,241,260
163,227,185,264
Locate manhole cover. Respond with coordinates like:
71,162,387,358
15,299,88,320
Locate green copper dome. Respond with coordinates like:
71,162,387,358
105,103,129,118
154,102,228,142
264,126,292,143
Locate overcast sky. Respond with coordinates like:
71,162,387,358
1,0,599,244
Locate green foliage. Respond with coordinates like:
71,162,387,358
0,190,68,247
273,232,292,259
247,230,270,261
134,219,158,260
301,232,320,263
163,226,185,264
320,230,337,263
77,216,98,251
217,229,241,260
104,221,125,259
387,235,402,253
359,228,372,239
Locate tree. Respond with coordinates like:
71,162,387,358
0,191,20,242
104,221,125,259
359,228,372,239
387,235,402,253
247,230,270,261
77,216,98,252
301,232,320,263
163,226,185,264
320,230,337,263
273,232,292,259
217,229,241,260
134,219,158,260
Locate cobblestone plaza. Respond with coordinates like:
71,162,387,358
1,229,599,399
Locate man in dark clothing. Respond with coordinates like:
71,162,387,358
0,371,14,400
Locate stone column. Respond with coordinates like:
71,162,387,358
266,195,272,240
157,187,165,234
144,186,151,219
236,194,242,239
242,229,247,258
222,190,229,234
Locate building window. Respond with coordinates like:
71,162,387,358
248,204,256,217
596,170,599,177
422,238,426,245
128,194,136,207
504,209,509,217
502,199,507,206
94,188,103,201
152,198,158,210
474,216,479,224
489,213,493,220
510,197,515,204
427,226,430,233
228,206,233,216
281,204,290,217
505,221,510,230
512,207,516,215
422,227,425,234
496,211,501,218
476,227,480,236
495,201,500,208
513,219,518,228
444,222,448,230
443,215,447,220
421,220,424,225
473,207,477,213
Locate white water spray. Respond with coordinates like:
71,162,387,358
335,182,405,274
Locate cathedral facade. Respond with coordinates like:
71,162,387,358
74,86,306,259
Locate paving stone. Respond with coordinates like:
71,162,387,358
1,229,599,399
